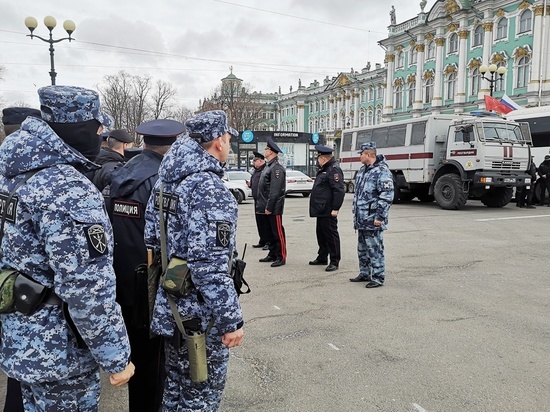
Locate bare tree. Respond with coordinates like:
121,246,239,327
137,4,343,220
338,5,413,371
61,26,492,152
201,82,264,131
151,80,177,119
169,105,194,129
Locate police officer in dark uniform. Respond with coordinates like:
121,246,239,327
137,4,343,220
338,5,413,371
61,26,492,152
257,138,287,267
107,119,185,412
250,150,271,249
309,145,345,272
93,129,134,191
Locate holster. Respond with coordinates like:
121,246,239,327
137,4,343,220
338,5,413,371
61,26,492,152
14,274,50,316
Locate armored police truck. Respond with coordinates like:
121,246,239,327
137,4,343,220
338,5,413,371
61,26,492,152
339,112,532,210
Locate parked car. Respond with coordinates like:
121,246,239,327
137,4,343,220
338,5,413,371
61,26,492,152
223,170,252,204
285,170,314,197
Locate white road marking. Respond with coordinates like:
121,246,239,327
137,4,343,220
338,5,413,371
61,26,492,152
328,343,340,351
476,214,550,222
273,306,281,310
412,403,428,412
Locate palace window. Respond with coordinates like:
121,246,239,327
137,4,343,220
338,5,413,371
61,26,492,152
448,33,458,53
496,18,508,40
519,9,532,33
473,26,484,47
516,56,530,88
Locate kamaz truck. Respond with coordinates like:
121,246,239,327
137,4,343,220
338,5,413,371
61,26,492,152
339,112,532,210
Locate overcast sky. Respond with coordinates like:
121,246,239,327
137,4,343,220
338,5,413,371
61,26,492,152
0,0,432,110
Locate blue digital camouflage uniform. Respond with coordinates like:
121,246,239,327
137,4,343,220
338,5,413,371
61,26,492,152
144,111,243,411
352,144,394,285
0,86,131,412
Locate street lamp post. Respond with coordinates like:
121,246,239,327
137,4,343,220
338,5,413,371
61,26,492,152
479,63,507,97
24,16,76,85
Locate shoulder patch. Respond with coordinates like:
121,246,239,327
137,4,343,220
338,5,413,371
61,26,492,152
153,191,178,215
216,222,231,248
333,173,340,182
382,180,393,190
85,224,108,257
113,200,141,218
0,193,18,223
275,169,281,179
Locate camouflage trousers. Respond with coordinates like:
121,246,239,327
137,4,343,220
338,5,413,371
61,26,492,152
19,367,100,412
161,328,229,411
357,229,385,285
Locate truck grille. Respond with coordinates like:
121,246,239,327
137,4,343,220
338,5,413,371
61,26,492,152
490,160,522,170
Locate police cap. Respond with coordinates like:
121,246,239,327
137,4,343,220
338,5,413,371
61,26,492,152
1,107,41,125
266,137,282,154
108,129,134,143
253,150,264,160
315,144,334,155
136,119,185,145
38,85,113,127
358,141,376,153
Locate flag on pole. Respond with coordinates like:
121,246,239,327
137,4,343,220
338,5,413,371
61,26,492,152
484,95,513,114
500,94,524,112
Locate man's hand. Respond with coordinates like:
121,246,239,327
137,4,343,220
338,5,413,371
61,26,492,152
331,210,339,217
109,362,135,387
222,328,244,348
265,209,272,215
374,219,382,227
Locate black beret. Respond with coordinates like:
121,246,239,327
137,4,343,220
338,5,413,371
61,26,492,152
2,107,41,125
253,150,264,160
108,129,134,143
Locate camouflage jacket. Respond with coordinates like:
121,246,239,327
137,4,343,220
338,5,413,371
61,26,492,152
144,136,243,337
352,155,394,231
0,117,130,383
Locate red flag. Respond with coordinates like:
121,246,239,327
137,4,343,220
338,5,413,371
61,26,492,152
484,95,512,114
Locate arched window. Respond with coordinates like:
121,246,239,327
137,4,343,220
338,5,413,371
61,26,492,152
320,117,325,131
516,56,530,88
496,18,508,40
410,48,418,65
309,120,313,132
471,68,481,95
321,99,326,111
377,85,384,99
367,109,373,126
424,78,434,103
408,82,416,106
360,111,365,127
519,9,532,33
394,85,403,109
396,51,404,68
446,73,456,100
315,101,320,112
448,33,458,53
473,26,484,47
376,108,382,124
427,41,436,59
494,63,506,93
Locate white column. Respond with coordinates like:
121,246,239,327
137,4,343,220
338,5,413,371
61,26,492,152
384,53,395,115
336,94,342,128
328,96,334,131
480,22,494,96
432,37,445,107
413,42,425,111
353,88,360,127
297,101,304,132
455,29,469,106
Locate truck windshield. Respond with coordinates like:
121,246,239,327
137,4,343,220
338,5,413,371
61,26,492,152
476,122,525,143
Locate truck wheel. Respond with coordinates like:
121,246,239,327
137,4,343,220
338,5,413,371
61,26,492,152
480,187,513,208
347,181,355,193
233,189,245,204
434,173,468,210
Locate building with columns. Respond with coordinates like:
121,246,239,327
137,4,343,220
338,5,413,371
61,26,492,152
209,1,549,159
272,0,549,148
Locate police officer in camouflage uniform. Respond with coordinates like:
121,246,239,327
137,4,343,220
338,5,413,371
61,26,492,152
350,142,394,288
0,86,134,411
108,119,185,412
309,145,345,272
144,110,244,411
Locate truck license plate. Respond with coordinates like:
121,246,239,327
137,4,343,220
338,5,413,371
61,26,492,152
504,178,516,183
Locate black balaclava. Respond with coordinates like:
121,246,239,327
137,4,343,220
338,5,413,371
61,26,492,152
47,119,102,162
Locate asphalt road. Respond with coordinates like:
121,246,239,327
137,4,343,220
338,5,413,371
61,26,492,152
1,194,549,411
